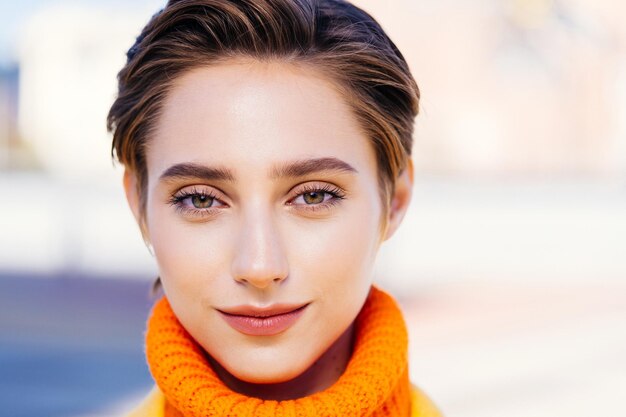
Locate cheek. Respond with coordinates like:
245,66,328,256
146,203,229,297
289,193,382,293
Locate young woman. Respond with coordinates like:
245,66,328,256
108,0,442,415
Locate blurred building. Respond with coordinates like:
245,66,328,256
0,3,162,277
356,0,626,178
0,64,23,169
16,3,158,180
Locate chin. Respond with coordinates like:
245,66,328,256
225,355,312,384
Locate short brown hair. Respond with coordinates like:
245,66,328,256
107,0,420,291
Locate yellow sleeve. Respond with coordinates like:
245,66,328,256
410,384,444,417
125,385,165,417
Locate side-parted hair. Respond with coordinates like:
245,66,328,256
107,0,420,292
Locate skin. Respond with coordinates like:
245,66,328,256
123,58,413,400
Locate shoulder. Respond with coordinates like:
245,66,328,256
411,384,444,417
124,385,165,417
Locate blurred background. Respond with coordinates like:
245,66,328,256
0,0,625,416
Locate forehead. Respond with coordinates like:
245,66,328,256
147,58,376,182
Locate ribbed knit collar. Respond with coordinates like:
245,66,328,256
145,286,411,417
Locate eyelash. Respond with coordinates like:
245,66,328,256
167,186,224,218
287,183,346,213
167,184,346,218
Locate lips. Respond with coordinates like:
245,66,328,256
217,303,309,336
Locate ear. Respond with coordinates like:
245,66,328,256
123,169,150,243
381,158,414,242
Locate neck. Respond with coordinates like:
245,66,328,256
207,322,355,401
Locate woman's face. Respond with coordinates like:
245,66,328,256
126,59,407,384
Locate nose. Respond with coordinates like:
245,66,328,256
231,208,289,289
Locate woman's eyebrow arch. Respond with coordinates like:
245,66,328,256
159,157,358,183
159,163,235,183
270,157,358,179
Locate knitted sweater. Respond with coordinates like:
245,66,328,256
125,383,442,417
127,286,443,417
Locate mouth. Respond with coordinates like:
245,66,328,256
217,303,309,336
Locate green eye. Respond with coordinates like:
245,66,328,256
191,194,214,208
289,184,346,211
302,191,325,204
168,186,227,219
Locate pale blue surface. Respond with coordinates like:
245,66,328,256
0,273,155,417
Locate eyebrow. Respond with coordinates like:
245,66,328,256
158,157,358,183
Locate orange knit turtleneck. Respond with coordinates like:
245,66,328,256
145,286,412,417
